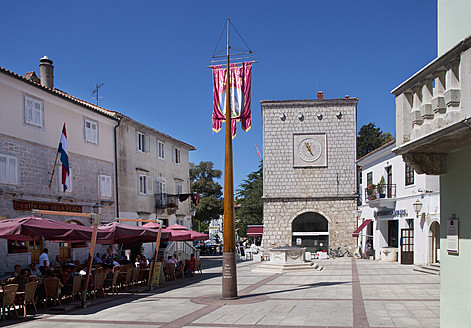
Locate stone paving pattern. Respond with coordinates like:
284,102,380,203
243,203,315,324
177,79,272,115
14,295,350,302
8,257,439,328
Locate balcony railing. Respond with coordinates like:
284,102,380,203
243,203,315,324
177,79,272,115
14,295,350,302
364,184,396,202
155,193,179,209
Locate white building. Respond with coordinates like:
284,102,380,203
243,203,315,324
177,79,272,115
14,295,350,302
356,140,440,265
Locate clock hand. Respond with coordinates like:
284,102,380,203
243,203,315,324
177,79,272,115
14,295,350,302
304,142,313,155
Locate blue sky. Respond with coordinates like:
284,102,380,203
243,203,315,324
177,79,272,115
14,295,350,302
1,1,437,189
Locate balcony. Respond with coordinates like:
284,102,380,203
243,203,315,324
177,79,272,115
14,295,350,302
365,184,396,209
392,35,471,175
155,193,179,210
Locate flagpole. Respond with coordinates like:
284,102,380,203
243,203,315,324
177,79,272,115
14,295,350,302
221,17,238,300
48,151,60,189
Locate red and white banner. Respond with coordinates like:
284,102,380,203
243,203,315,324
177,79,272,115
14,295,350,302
212,61,252,137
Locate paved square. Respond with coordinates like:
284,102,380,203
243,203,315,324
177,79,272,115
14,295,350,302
7,257,439,327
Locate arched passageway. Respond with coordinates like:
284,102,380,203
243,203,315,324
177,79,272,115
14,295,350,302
291,212,329,252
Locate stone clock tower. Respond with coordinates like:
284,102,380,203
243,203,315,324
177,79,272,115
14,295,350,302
261,92,358,254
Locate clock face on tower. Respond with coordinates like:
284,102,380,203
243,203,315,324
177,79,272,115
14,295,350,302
293,134,327,167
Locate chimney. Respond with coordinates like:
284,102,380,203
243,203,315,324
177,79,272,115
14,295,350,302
39,56,54,88
317,91,323,100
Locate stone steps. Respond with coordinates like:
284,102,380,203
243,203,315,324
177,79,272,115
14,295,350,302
254,262,323,273
413,263,440,275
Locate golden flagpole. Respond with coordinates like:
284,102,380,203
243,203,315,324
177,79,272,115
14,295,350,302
221,17,238,300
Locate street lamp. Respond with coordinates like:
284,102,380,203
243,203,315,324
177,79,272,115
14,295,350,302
413,199,423,219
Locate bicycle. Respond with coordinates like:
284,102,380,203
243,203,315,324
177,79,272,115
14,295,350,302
329,246,353,258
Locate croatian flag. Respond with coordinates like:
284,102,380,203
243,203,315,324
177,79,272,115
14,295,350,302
58,123,70,192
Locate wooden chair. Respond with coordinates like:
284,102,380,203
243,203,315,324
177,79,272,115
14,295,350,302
1,284,19,320
165,263,176,281
43,278,61,308
124,267,133,290
93,273,106,299
194,260,202,274
131,267,139,287
105,271,119,296
23,281,38,316
71,275,82,301
175,262,184,279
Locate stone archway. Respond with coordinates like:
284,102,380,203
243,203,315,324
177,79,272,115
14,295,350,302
291,212,329,252
429,221,440,263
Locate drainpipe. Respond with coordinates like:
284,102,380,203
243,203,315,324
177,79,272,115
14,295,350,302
114,119,121,217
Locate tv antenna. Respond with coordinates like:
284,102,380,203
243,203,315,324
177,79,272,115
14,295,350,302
92,83,104,106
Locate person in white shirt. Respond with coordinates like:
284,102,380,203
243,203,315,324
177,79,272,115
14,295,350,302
38,248,50,274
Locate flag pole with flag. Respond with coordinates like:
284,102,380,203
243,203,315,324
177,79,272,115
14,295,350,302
49,123,70,191
210,18,255,300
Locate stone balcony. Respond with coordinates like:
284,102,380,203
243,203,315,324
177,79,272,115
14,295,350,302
392,35,471,175
364,184,397,210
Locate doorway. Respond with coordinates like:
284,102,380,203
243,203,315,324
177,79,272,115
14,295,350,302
291,212,329,252
429,221,440,263
28,239,43,264
400,228,414,264
385,166,392,198
388,220,398,247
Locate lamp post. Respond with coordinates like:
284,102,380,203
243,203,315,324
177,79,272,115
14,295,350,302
413,199,423,218
82,202,101,307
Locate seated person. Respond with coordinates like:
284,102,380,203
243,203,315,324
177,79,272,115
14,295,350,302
94,252,103,264
112,257,121,268
11,264,21,278
60,264,75,292
29,263,41,277
50,255,62,268
17,269,31,291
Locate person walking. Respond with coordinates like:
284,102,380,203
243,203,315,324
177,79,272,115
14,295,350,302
38,248,50,274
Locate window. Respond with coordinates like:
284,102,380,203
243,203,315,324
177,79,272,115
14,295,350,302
157,140,165,159
58,166,72,192
138,174,153,195
24,95,43,128
173,147,181,164
0,154,18,185
156,178,167,206
405,164,415,186
366,172,373,186
98,174,112,198
136,132,150,153
175,181,183,194
84,118,98,144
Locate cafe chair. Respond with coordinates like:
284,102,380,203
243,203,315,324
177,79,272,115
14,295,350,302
71,275,82,301
165,263,176,281
43,278,61,308
194,260,202,274
93,273,106,299
23,281,38,315
1,284,19,320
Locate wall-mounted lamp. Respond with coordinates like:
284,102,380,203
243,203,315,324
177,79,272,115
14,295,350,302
356,209,362,219
336,111,342,119
279,113,286,121
413,199,423,219
298,112,304,121
316,112,323,120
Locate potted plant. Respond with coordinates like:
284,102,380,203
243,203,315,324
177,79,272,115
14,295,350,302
378,176,386,198
366,183,377,200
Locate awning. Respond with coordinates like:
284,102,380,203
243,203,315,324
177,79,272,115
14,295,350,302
247,225,263,236
352,219,372,237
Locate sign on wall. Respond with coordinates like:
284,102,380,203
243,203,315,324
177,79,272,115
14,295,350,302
14,200,82,213
447,216,459,254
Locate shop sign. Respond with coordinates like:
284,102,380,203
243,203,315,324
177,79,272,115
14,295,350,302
374,209,408,218
13,200,82,213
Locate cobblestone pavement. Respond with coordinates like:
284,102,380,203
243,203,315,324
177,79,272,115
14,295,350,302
4,257,439,328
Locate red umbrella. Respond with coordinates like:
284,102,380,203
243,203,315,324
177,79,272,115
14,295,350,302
167,224,209,241
0,216,97,242
96,222,171,244
142,223,192,241
141,222,166,229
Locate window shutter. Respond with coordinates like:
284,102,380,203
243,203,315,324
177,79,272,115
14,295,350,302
8,157,17,184
25,97,33,123
172,147,176,163
99,175,105,196
85,120,91,142
147,176,153,194
136,132,140,151
91,121,97,143
0,156,7,181
33,100,42,125
145,135,151,152
106,176,112,197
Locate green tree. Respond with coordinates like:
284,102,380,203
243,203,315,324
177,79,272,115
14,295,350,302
357,123,394,159
235,162,263,237
190,161,223,232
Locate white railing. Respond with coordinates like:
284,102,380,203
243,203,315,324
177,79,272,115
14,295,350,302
392,36,471,148
162,241,200,261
